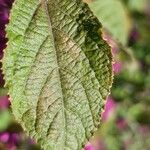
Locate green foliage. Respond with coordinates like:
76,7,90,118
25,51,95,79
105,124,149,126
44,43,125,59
127,0,149,12
89,0,131,45
0,110,11,131
2,0,113,149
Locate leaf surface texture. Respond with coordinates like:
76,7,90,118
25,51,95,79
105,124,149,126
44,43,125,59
3,0,113,149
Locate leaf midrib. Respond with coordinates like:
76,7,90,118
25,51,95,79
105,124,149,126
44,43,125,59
41,0,66,148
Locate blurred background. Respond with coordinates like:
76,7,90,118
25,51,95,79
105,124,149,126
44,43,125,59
0,0,150,150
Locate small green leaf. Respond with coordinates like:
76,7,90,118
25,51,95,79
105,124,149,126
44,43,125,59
3,0,113,149
89,0,131,45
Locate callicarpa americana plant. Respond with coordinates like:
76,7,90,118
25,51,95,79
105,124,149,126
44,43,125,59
2,0,113,150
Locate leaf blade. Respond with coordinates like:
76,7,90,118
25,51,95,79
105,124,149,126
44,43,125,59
3,0,113,149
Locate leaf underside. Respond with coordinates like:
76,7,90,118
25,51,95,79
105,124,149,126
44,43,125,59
3,0,113,150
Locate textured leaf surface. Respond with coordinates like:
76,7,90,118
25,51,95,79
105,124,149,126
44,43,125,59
89,0,131,45
3,0,113,150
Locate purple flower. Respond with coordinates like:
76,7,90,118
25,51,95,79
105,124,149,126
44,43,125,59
0,132,9,143
102,96,117,121
85,140,106,150
85,143,95,150
0,132,22,150
113,62,122,74
7,133,20,150
116,118,128,130
0,132,20,150
0,96,10,109
129,26,140,46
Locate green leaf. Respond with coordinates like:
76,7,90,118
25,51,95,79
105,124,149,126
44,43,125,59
89,0,131,45
3,0,113,149
0,110,12,131
128,0,148,12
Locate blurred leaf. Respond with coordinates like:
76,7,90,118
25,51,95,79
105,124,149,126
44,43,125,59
89,0,131,45
127,104,144,121
127,0,148,12
0,110,11,131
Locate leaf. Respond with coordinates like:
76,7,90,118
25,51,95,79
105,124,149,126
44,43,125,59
88,0,131,45
2,0,113,149
0,110,12,131
127,0,148,12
